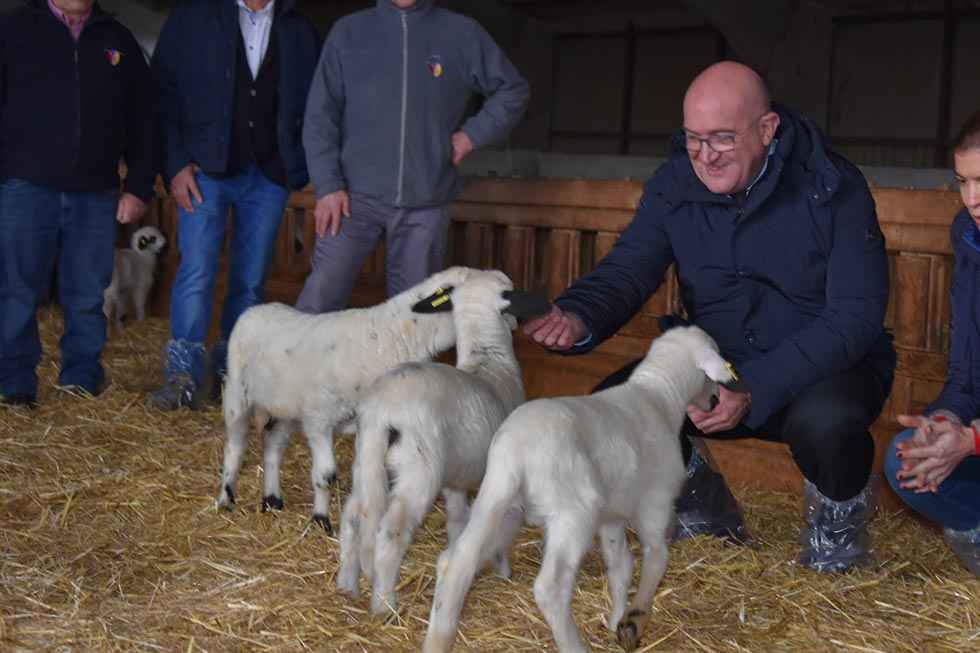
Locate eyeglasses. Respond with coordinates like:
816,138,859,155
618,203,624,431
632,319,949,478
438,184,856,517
684,131,738,155
683,113,769,156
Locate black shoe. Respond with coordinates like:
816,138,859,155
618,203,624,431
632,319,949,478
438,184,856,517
673,440,752,545
1,393,38,409
55,381,105,398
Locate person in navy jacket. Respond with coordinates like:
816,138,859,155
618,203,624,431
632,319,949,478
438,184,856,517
884,112,980,576
147,0,320,410
524,61,895,572
0,0,157,407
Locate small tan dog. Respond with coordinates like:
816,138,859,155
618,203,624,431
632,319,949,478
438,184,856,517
103,226,167,332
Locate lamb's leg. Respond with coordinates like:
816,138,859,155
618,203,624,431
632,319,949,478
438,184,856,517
615,498,674,652
598,520,633,632
337,487,362,597
533,511,596,653
302,415,337,534
116,291,127,330
133,284,149,321
261,418,293,511
484,504,523,580
442,488,470,544
102,291,116,333
217,408,250,510
424,458,522,653
372,478,440,617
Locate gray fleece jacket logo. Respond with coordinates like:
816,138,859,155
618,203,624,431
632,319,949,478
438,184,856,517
303,0,530,208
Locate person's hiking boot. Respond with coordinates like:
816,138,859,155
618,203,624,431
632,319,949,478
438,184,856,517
145,339,206,411
672,437,751,544
146,372,199,411
943,525,980,576
797,475,877,572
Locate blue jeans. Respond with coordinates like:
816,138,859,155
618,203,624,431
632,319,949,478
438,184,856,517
167,165,288,383
884,429,980,531
0,178,117,397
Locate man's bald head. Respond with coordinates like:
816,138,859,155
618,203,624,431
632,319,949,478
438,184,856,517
684,61,770,123
682,61,779,195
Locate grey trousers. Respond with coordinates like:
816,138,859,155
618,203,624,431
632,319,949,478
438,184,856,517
295,193,451,313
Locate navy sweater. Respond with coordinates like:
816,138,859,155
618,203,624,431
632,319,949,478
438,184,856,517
0,0,157,200
556,106,896,428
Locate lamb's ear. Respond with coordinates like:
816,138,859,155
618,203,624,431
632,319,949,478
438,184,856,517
501,288,551,320
696,349,739,389
412,286,454,313
138,236,150,250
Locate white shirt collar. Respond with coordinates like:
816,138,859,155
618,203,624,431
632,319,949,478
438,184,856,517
237,0,275,20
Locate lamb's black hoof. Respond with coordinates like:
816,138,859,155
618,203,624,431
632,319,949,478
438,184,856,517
262,495,284,512
616,609,645,651
312,513,334,535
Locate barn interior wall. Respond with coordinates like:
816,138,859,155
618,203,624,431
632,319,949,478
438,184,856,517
5,0,977,187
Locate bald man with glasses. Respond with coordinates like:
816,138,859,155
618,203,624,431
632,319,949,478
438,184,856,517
524,61,895,573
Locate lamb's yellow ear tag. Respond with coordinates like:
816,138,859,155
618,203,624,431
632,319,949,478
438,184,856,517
720,360,744,392
431,293,451,309
411,286,455,313
725,361,739,383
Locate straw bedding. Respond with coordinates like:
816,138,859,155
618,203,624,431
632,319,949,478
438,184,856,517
1,310,977,652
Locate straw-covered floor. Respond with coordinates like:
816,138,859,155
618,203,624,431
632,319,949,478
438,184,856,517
1,309,978,652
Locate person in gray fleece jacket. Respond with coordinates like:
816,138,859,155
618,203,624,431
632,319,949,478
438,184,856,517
296,0,529,313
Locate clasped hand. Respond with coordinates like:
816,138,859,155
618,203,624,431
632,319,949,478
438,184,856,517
895,414,974,493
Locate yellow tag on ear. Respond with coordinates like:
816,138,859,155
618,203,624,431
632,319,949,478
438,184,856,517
412,285,456,313
725,361,739,382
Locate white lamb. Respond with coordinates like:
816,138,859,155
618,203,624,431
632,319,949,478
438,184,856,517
103,225,167,332
215,266,478,533
337,269,527,617
423,325,736,653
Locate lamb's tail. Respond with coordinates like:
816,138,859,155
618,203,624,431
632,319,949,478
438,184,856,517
351,408,395,584
423,435,523,653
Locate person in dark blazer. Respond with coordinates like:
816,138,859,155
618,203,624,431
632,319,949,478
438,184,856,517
148,0,320,410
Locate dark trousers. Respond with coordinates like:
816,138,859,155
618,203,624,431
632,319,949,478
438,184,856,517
885,430,980,531
295,193,451,314
0,178,117,397
594,358,889,501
